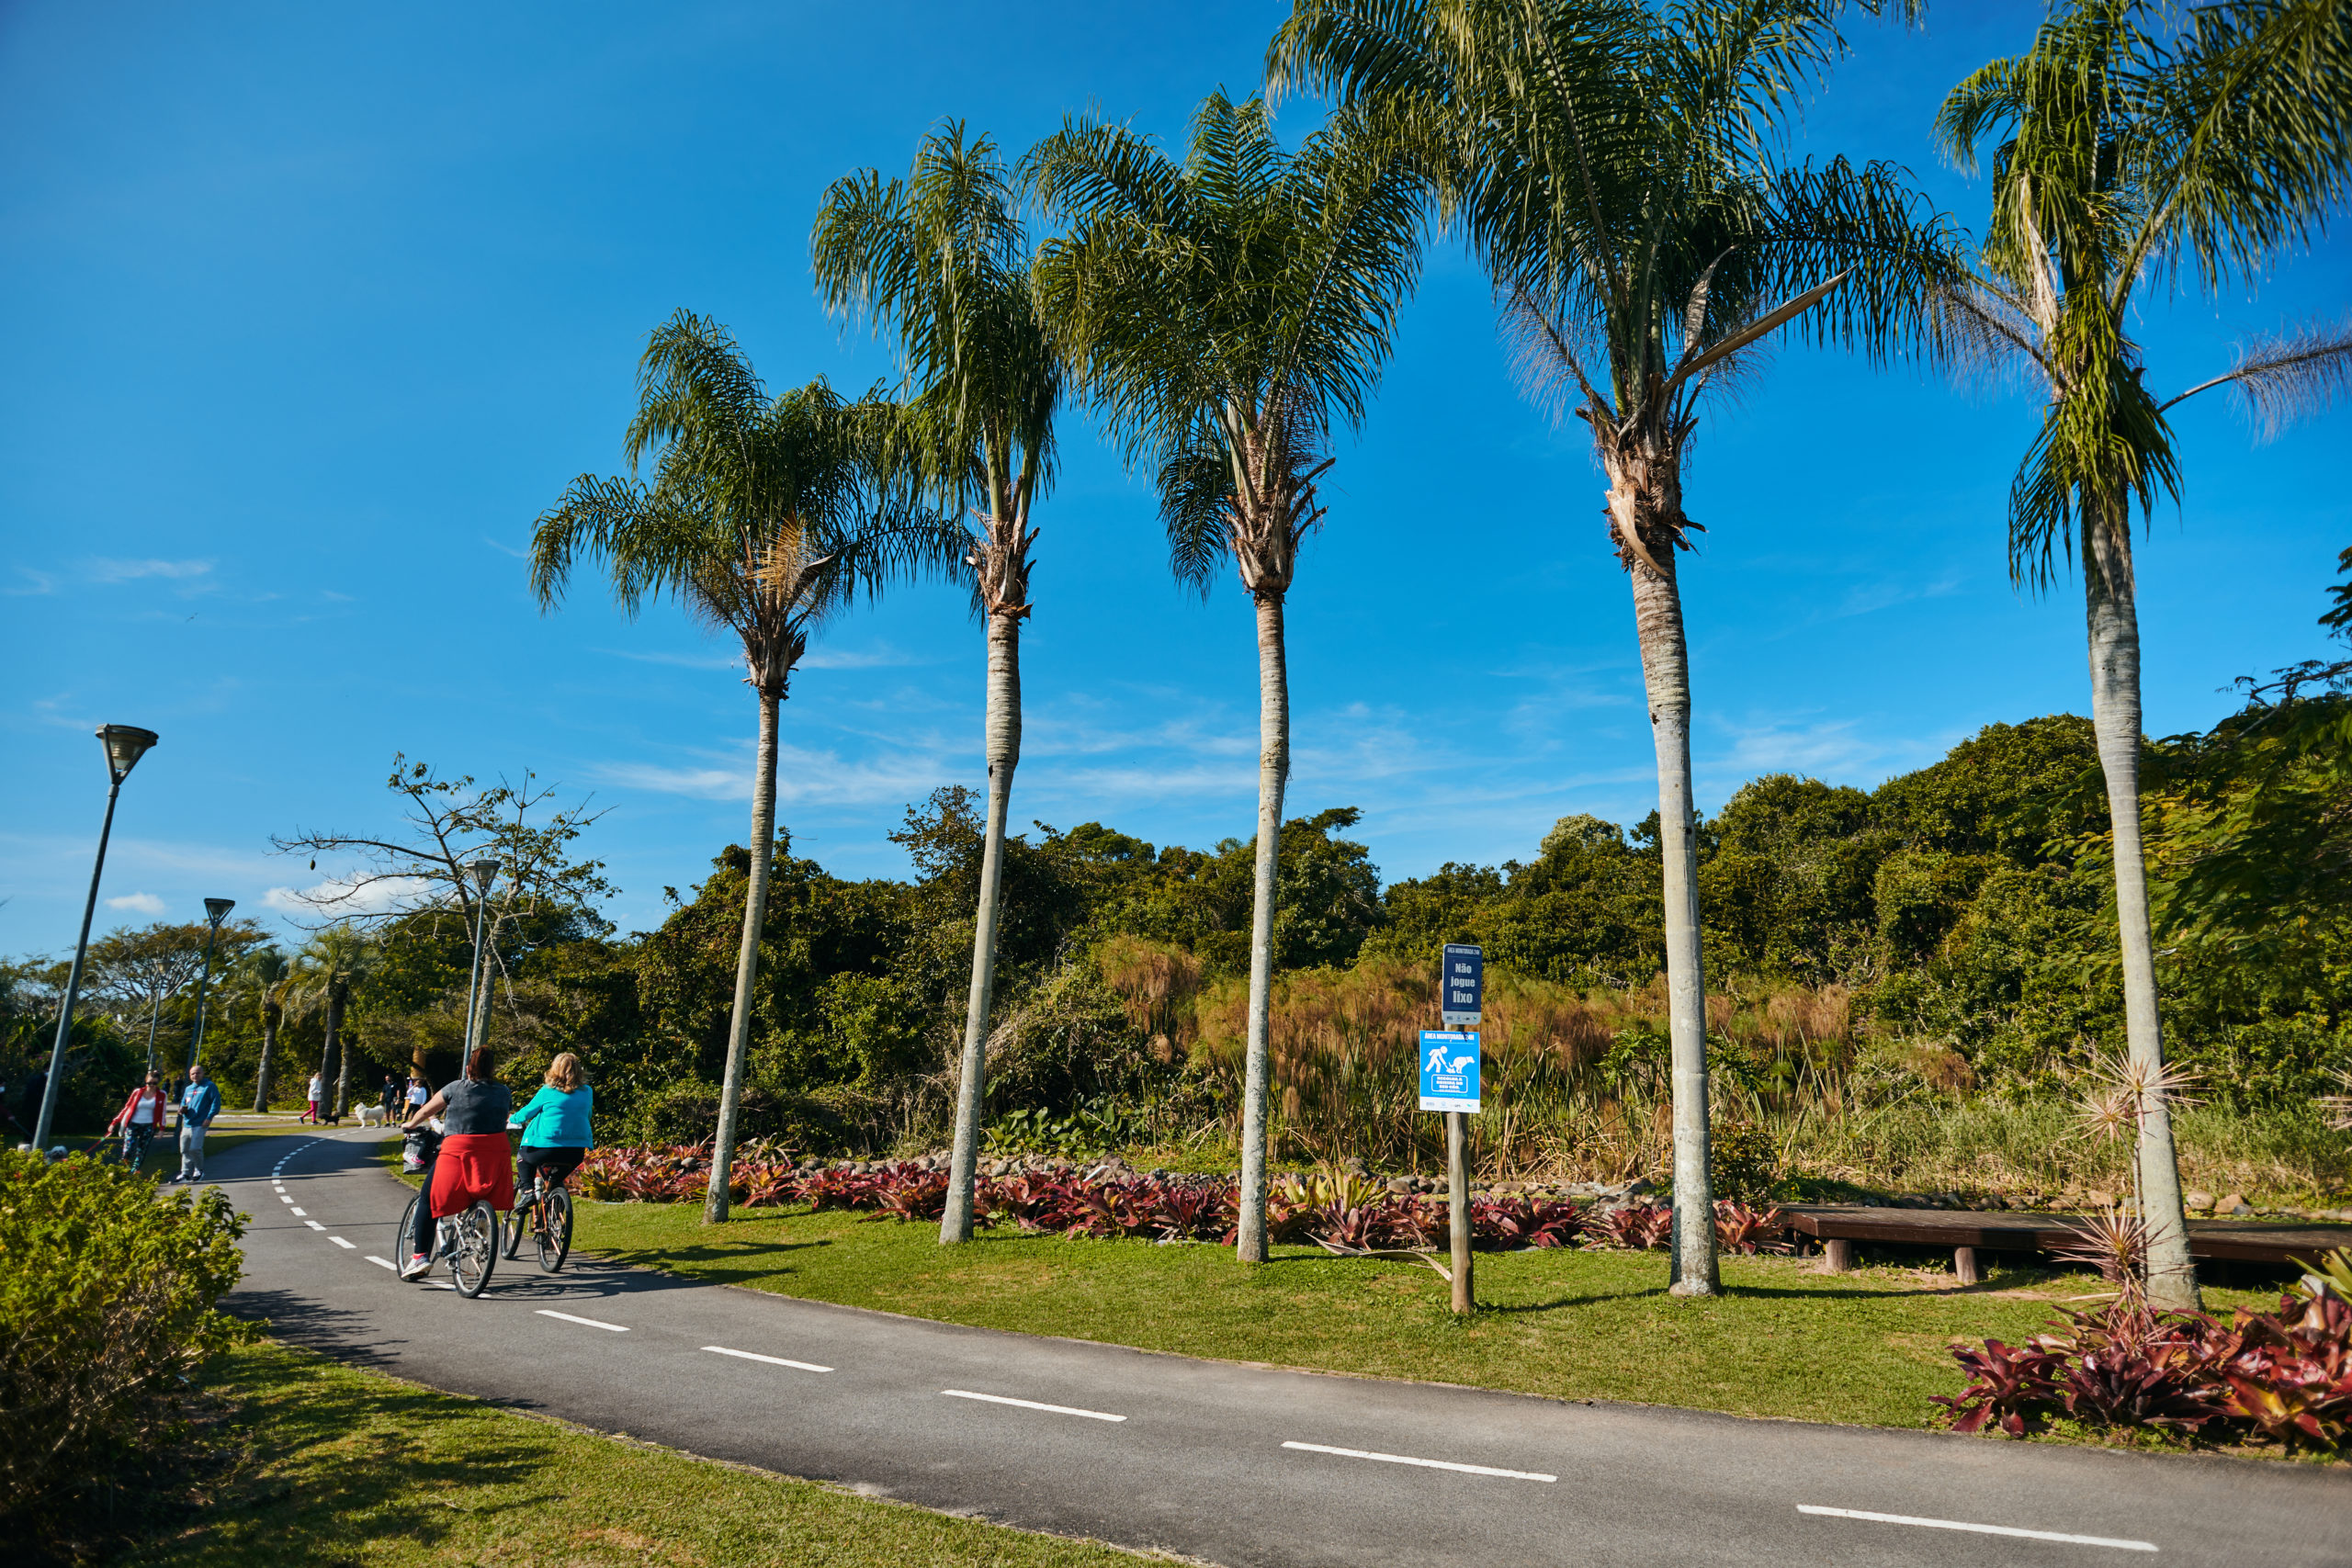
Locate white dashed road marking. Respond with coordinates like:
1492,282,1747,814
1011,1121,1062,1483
304,1220,325,1231
366,1256,397,1270
942,1390,1125,1422
330,1236,355,1249
703,1345,831,1373
1281,1441,1556,1483
537,1310,628,1333
1796,1506,2157,1552
289,1207,306,1215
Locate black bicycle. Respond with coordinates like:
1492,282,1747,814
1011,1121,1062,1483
503,1170,573,1272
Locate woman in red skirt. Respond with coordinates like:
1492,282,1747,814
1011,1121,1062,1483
399,1048,514,1280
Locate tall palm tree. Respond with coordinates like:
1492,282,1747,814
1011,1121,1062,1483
1028,92,1425,1261
1935,0,2352,1310
531,310,961,1223
238,946,299,1112
1271,0,1958,1293
812,124,1064,1245
298,927,375,1121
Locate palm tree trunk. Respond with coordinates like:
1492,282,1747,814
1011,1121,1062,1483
1611,453,1719,1298
322,989,345,1122
943,610,1023,1244
333,995,356,1119
707,687,781,1224
1235,591,1291,1264
252,1004,278,1112
2084,513,2199,1311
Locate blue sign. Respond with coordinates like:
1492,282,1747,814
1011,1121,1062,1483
1440,942,1483,1025
1419,1030,1481,1113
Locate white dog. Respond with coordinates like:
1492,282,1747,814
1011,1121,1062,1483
355,1103,388,1128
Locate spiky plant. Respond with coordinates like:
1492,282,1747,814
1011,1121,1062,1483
530,311,961,1222
813,124,1064,1245
1270,0,1959,1294
1936,0,2352,1309
1027,92,1426,1261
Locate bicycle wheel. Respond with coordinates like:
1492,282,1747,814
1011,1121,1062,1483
449,1201,498,1298
536,1188,571,1272
396,1195,424,1275
502,1196,529,1261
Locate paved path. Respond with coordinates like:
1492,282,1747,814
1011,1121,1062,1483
216,1130,2347,1567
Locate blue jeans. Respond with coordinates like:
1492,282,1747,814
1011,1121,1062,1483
178,1122,208,1179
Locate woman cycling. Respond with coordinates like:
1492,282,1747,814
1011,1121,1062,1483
399,1048,513,1280
507,1051,594,1199
107,1072,169,1169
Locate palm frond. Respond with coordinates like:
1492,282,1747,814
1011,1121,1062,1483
2160,320,2352,438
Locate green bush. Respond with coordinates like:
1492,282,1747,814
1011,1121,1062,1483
627,1078,848,1154
1709,1122,1779,1201
0,1147,256,1522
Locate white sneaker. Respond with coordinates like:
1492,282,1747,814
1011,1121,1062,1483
398,1254,432,1280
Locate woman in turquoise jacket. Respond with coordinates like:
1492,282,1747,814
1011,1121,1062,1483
507,1051,594,1195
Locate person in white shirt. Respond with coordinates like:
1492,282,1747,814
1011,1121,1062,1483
107,1072,169,1171
302,1072,324,1125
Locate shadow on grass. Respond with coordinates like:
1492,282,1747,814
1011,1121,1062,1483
160,1349,566,1568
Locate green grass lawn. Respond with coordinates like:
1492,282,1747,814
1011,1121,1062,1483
573,1201,2285,1431
120,1343,1156,1568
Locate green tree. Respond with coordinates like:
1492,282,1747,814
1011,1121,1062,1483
295,927,377,1120
1935,0,2352,1307
813,124,1067,1244
233,947,300,1111
1271,0,1959,1294
1028,92,1426,1259
529,311,960,1222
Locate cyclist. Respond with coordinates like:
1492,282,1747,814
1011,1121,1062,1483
398,1048,513,1280
106,1072,169,1170
507,1051,594,1209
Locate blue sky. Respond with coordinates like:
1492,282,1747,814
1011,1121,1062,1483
4,0,2346,957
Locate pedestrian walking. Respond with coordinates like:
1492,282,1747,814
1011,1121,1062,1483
301,1071,322,1124
107,1072,169,1172
170,1064,221,1184
404,1074,429,1115
381,1071,401,1122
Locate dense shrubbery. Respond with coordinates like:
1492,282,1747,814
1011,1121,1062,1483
0,1148,257,1525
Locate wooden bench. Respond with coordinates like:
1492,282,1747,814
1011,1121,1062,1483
1775,1204,2352,1285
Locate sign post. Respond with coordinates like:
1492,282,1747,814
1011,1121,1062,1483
1425,942,1485,1313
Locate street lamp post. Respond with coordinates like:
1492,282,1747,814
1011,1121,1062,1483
31,725,159,1153
460,860,500,1061
184,897,236,1079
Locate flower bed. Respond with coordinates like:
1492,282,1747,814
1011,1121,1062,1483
1935,1287,2352,1453
572,1145,1787,1255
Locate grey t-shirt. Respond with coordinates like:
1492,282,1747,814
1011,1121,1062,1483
439,1077,514,1136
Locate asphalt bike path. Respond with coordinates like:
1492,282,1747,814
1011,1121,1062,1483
214,1130,2346,1567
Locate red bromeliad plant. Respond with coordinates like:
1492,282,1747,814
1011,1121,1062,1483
1592,1203,1673,1250
1712,1201,1788,1256
1937,1290,2352,1452
1471,1195,1587,1251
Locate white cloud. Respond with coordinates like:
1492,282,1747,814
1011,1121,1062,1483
87,558,215,583
803,643,931,671
596,739,957,808
6,568,56,596
481,536,529,558
605,648,742,672
105,892,166,915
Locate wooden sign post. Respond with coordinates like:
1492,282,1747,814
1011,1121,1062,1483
1424,943,1485,1314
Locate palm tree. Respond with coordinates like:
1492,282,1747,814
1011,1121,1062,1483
298,927,375,1121
813,124,1064,1245
238,947,299,1112
1027,92,1426,1261
1271,0,1959,1293
531,310,961,1223
1934,0,2352,1310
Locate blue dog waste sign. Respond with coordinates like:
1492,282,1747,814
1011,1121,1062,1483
1419,1030,1481,1112
1440,942,1483,1026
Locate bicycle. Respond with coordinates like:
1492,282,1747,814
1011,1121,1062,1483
503,1169,572,1272
394,1191,500,1297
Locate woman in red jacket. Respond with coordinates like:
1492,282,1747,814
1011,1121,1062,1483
398,1049,513,1280
107,1072,169,1171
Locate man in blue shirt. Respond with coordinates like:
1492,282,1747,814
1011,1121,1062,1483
171,1064,223,1185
